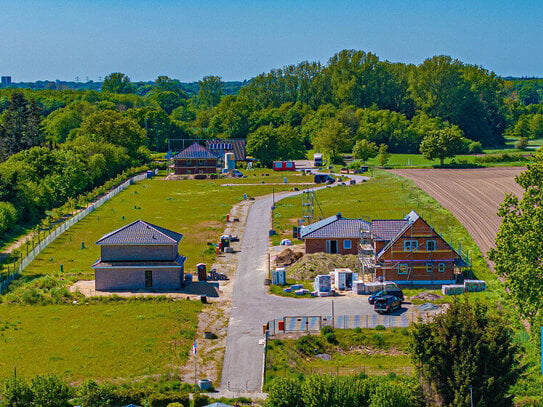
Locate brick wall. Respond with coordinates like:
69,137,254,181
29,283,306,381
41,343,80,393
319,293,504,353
304,238,358,255
95,266,184,291
101,245,177,261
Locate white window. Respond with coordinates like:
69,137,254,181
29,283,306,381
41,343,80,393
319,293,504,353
438,263,446,273
398,264,411,275
343,240,352,250
426,263,433,273
403,240,418,251
426,240,437,251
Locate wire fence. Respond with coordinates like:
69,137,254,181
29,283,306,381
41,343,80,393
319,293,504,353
0,172,149,294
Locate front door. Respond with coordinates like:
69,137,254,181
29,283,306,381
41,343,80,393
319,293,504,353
145,270,153,288
326,240,338,254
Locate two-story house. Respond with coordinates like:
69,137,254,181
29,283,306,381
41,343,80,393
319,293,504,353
92,220,186,291
173,143,219,175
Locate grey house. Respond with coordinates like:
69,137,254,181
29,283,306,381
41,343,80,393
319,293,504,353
92,220,186,291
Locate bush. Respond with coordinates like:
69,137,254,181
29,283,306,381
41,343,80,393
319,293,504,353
266,377,303,407
467,141,483,154
77,380,115,407
324,332,337,344
192,393,210,407
372,333,385,348
295,335,324,355
147,392,189,407
30,374,71,407
375,325,386,331
1,376,33,407
320,325,334,335
515,137,529,150
0,201,18,235
354,327,362,333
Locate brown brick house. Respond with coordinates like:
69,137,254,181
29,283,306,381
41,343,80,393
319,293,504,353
92,220,186,291
299,213,371,255
372,211,467,284
173,143,219,175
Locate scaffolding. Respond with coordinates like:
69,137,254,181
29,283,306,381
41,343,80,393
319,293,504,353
301,189,315,225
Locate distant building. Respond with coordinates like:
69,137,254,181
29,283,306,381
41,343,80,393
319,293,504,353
172,143,219,175
92,220,186,291
1,76,11,86
206,138,246,161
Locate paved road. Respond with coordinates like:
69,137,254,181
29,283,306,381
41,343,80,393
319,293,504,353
220,178,393,393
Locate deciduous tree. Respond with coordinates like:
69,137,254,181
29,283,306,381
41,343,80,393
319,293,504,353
419,127,463,165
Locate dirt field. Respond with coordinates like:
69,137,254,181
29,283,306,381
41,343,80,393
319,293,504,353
390,167,525,260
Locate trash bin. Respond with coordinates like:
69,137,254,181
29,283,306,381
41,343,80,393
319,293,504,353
197,263,207,281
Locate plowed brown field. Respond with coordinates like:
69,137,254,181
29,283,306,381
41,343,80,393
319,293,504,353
390,167,525,259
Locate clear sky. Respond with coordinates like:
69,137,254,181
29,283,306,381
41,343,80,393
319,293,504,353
1,0,542,82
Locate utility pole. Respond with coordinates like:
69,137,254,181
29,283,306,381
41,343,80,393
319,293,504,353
469,385,473,407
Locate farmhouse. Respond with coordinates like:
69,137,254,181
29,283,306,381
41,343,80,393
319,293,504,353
92,220,186,291
173,143,219,175
299,213,371,255
372,211,467,284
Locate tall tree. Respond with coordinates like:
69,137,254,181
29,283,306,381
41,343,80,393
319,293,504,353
313,118,351,161
419,127,463,165
489,152,543,323
352,139,378,162
102,72,135,94
410,300,521,406
0,91,43,160
198,75,223,108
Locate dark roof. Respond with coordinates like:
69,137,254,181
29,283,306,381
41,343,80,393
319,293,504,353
371,219,409,241
92,255,186,268
173,143,218,160
206,138,246,161
96,220,183,245
300,213,371,239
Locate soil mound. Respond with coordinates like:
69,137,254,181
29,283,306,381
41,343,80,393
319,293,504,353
288,253,360,281
274,248,303,267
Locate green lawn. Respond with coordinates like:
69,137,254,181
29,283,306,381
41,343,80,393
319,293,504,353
272,170,500,296
21,173,297,281
0,300,202,381
265,328,413,387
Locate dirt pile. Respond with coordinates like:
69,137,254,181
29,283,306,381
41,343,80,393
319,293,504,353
411,292,443,301
288,253,360,281
274,248,303,266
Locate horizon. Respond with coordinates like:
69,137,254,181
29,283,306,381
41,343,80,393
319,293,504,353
1,0,542,83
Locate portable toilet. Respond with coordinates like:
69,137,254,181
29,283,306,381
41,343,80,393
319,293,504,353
314,274,331,293
334,268,353,290
197,263,207,281
224,152,235,170
272,268,286,285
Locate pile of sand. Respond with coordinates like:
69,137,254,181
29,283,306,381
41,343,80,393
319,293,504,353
411,292,443,301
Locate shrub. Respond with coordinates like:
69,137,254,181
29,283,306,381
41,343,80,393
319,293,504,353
30,374,71,407
515,137,529,150
295,335,324,355
324,332,337,344
1,376,33,407
320,325,334,335
147,392,189,407
468,141,483,154
372,333,385,348
375,325,386,331
77,380,115,407
266,377,303,407
192,393,210,407
0,201,18,235
354,327,362,333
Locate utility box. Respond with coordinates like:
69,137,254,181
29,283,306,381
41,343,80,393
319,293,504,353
220,235,230,252
314,274,331,293
272,268,286,285
197,263,207,281
333,268,353,290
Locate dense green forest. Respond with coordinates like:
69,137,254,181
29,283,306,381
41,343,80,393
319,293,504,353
0,50,542,238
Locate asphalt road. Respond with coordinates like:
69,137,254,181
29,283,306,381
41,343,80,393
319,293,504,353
220,178,384,393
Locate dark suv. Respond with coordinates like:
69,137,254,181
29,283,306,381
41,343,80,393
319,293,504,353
374,295,402,314
368,289,404,304
314,174,335,184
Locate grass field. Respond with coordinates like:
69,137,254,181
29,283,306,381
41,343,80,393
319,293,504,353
265,327,413,387
22,170,302,281
0,300,202,381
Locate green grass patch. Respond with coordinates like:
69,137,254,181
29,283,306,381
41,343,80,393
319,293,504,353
0,300,201,380
268,279,314,298
265,327,413,385
21,175,296,281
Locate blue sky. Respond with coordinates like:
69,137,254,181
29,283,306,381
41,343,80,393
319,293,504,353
1,0,541,82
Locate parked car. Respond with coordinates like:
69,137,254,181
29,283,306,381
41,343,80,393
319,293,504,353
353,166,369,173
374,295,402,314
368,289,404,304
314,174,335,184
